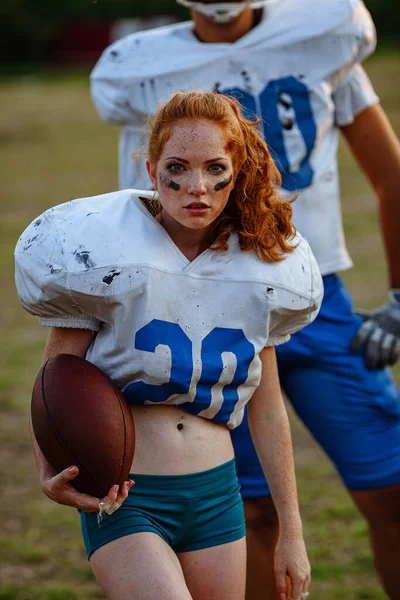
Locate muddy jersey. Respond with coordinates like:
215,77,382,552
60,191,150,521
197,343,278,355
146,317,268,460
90,0,379,276
15,190,323,428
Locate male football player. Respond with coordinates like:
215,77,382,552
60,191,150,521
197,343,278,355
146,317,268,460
90,1,400,598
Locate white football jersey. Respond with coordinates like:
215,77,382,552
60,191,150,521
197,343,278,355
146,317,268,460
90,0,379,276
15,190,323,428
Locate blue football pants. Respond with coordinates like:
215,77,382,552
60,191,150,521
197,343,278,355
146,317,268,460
231,274,400,497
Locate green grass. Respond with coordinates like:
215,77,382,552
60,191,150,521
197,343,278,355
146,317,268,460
0,53,399,598
0,583,98,600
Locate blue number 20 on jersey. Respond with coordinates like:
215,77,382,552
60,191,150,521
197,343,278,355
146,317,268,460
123,319,256,425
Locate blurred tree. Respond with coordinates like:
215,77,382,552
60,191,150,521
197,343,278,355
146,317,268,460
0,0,398,67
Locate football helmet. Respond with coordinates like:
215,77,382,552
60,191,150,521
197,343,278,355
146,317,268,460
176,0,270,23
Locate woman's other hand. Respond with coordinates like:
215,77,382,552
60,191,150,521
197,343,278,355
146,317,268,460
274,532,311,600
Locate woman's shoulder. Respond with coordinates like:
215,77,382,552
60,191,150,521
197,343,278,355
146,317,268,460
16,189,148,256
41,188,142,225
223,232,321,302
267,232,323,310
14,189,153,284
14,190,156,326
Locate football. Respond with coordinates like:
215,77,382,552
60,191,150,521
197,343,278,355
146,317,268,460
31,354,135,497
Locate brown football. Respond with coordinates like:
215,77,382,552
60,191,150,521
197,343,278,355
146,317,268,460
31,354,135,497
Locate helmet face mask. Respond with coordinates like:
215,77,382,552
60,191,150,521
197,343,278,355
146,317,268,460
176,0,270,24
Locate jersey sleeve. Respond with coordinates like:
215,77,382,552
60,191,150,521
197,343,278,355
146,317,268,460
333,64,380,127
90,43,139,126
266,243,324,347
14,211,101,331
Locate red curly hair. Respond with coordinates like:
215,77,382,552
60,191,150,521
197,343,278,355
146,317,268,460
148,91,296,263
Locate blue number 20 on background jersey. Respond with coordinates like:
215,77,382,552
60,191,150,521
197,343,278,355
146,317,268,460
123,319,256,425
222,76,317,192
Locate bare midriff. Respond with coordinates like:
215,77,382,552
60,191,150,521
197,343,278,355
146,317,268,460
129,404,234,475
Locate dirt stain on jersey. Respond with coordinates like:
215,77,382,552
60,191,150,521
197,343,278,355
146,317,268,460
23,234,39,251
74,249,95,270
103,270,121,285
49,264,62,274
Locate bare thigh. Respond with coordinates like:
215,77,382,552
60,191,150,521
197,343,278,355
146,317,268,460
178,538,247,600
90,532,193,600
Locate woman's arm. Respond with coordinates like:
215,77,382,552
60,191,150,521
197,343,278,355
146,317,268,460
248,346,310,600
32,327,133,512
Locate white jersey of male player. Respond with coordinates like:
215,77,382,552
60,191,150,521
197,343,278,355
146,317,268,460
91,0,379,277
15,190,322,429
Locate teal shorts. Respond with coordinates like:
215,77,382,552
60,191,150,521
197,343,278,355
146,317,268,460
80,459,245,558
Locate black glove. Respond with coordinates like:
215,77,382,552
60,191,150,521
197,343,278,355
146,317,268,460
351,290,400,370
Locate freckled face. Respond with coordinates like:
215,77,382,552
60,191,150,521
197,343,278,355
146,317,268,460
147,119,235,232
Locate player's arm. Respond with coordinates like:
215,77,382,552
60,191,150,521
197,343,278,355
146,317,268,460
341,104,400,368
31,327,133,512
247,346,310,600
341,103,400,288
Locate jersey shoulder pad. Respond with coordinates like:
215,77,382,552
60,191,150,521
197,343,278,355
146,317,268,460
265,234,324,344
250,0,362,47
261,0,375,82
90,21,202,83
215,232,323,312
273,233,323,310
218,233,323,344
14,190,136,328
325,0,376,65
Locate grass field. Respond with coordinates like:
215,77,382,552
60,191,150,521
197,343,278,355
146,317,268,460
0,52,399,599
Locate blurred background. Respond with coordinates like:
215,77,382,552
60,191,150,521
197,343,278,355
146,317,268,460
1,0,398,71
0,1,399,599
